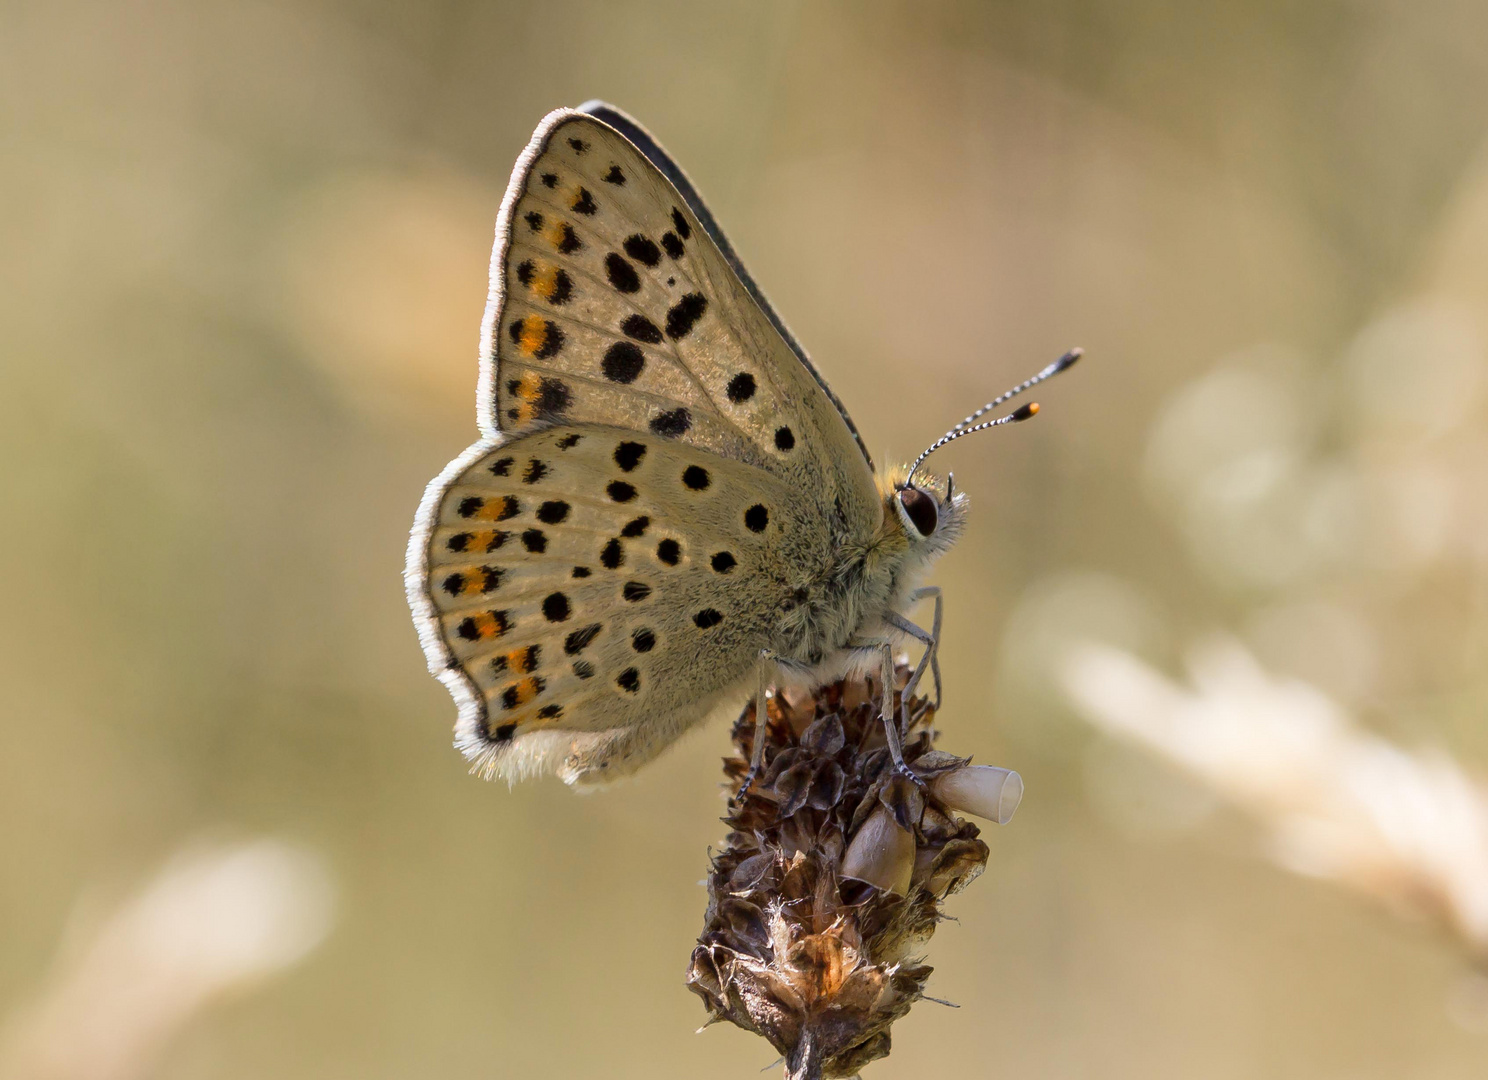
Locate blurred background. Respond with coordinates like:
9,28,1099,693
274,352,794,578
4,1,1488,1077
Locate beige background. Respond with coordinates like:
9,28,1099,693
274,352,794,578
5,1,1488,1077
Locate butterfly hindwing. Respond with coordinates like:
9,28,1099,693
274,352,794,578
417,423,828,777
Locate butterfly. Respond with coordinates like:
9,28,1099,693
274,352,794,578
405,101,1079,787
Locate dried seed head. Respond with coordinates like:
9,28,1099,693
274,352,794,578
687,665,1019,1079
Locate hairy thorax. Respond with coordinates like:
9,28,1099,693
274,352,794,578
768,494,919,673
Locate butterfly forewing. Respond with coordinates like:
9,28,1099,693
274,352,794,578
484,111,880,538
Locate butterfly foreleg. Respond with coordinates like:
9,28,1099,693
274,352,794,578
843,638,927,787
734,649,780,804
876,642,927,788
885,607,939,735
908,585,943,708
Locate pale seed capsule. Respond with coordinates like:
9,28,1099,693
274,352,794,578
930,765,1024,824
840,805,916,894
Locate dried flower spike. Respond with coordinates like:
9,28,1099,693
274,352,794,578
687,663,1019,1079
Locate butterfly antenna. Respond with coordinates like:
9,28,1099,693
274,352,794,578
905,347,1082,485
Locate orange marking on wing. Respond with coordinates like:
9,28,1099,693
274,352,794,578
515,372,542,401
473,496,517,522
455,567,500,596
506,645,539,674
506,675,543,706
531,265,561,300
507,372,543,426
466,611,510,641
516,317,548,358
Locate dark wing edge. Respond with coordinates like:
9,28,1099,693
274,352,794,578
576,99,875,472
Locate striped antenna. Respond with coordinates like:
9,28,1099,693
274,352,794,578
906,348,1083,486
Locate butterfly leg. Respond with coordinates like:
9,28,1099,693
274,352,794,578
885,608,938,736
734,649,778,802
908,586,944,708
877,642,927,788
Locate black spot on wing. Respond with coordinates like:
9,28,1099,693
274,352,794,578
540,173,558,189
661,232,684,260
603,164,625,185
607,481,637,503
601,341,645,384
537,500,570,524
557,433,582,449
537,704,563,719
492,722,517,742
523,459,548,484
744,504,769,532
774,426,795,451
726,373,756,403
682,465,709,490
490,457,514,477
665,293,707,340
622,581,651,602
571,566,591,578
554,223,581,254
693,608,723,629
623,235,661,267
649,408,691,438
614,441,646,471
710,551,736,573
616,668,640,693
631,628,656,653
621,314,663,343
568,137,589,153
536,378,571,418
572,660,595,679
524,210,543,231
605,253,641,294
600,538,623,569
571,187,597,215
521,529,547,553
671,207,691,240
565,624,601,655
620,516,650,538
542,592,571,622
656,538,680,566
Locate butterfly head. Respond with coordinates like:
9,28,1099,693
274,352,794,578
884,466,968,556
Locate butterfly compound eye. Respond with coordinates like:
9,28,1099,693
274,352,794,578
899,486,939,537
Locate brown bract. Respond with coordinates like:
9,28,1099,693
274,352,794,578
687,665,994,1080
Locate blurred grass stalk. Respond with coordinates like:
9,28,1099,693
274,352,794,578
0,840,334,1080
1062,639,1488,960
